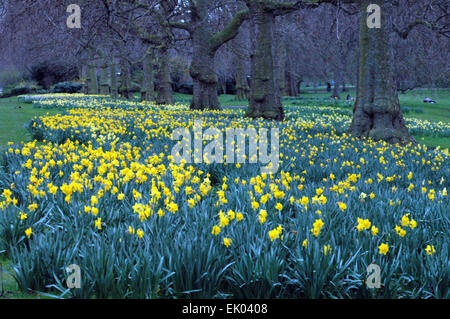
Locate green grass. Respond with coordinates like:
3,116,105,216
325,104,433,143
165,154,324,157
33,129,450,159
399,89,450,123
415,136,449,150
0,97,61,146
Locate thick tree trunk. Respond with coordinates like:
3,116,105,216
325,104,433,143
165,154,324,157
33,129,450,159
87,50,98,95
331,72,341,99
87,64,97,94
189,0,220,110
186,0,248,109
87,53,98,95
120,59,130,99
235,58,250,100
276,26,286,97
191,79,220,110
286,75,299,97
285,45,298,97
77,64,84,82
100,60,110,95
141,50,155,102
190,49,220,110
349,0,414,145
221,78,227,95
234,35,250,100
81,63,89,94
297,80,302,95
156,47,173,105
245,3,284,121
110,62,118,99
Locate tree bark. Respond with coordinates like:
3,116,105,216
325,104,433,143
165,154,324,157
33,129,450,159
331,72,342,99
285,43,299,96
190,49,220,109
141,50,155,102
187,0,248,110
235,57,250,100
120,59,130,99
189,0,218,110
245,2,284,121
81,63,89,94
276,25,286,97
100,59,110,95
87,51,98,95
110,61,118,99
233,34,250,100
349,0,414,145
156,46,173,105
297,79,302,95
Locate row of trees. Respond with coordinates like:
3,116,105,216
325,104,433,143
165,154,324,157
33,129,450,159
0,0,448,143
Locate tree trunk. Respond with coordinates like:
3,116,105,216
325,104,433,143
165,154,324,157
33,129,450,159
141,50,155,102
276,26,286,97
234,35,250,100
189,1,220,110
120,59,130,99
190,57,220,111
286,75,300,97
349,0,414,145
186,0,248,109
156,47,173,105
190,50,220,110
235,58,250,100
285,44,298,97
297,80,302,95
81,63,88,94
222,78,227,95
87,64,97,94
100,59,110,95
245,3,284,121
87,51,98,95
110,61,118,99
77,64,84,82
331,72,341,99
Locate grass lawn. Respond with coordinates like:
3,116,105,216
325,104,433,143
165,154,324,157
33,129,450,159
0,97,61,147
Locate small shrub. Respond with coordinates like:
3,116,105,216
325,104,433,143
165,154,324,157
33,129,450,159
51,82,83,94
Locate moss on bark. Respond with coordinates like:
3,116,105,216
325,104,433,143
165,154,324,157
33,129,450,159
119,60,130,99
141,50,155,102
189,0,248,110
349,0,415,145
110,62,118,99
245,1,284,121
99,60,110,95
156,47,173,105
